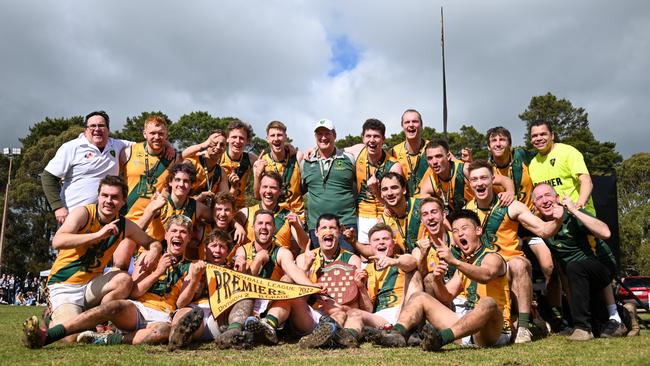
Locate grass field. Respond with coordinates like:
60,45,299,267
1,305,648,366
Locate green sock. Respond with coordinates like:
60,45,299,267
266,315,279,329
45,324,66,344
440,328,455,346
346,328,360,340
106,332,124,345
518,313,530,329
551,307,562,319
228,322,243,331
392,324,408,338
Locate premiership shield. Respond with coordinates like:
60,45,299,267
317,261,358,305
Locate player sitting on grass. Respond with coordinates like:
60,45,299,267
376,209,514,351
23,215,201,348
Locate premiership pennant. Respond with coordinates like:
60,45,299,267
206,264,321,318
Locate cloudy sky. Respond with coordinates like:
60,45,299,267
1,0,648,157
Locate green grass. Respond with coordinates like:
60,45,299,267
1,305,649,366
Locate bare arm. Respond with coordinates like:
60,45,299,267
355,270,374,312
562,193,610,240
287,213,309,252
431,267,460,306
130,252,174,298
370,254,418,273
278,248,317,287
176,261,206,308
576,174,593,209
52,207,115,250
512,200,563,239
449,252,505,284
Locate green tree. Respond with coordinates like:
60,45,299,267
1,119,84,275
617,153,650,274
335,135,362,149
519,92,622,175
169,112,239,149
20,116,83,149
112,111,172,142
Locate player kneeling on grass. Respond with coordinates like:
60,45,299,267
377,209,512,351
167,229,233,351
325,223,419,346
23,215,202,348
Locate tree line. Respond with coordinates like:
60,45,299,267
0,92,647,276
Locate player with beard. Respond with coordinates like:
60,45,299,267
341,119,403,247
181,130,231,205
388,109,431,197
376,210,513,351
244,214,363,348
114,115,180,270
531,183,624,340
23,215,200,348
215,210,319,348
464,159,563,343
236,171,308,254
42,176,162,343
167,229,234,350
420,139,515,213
252,121,304,216
220,120,258,209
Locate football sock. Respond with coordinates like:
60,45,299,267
392,324,408,338
607,304,622,322
346,328,360,340
106,332,124,345
440,328,455,346
266,315,279,329
228,322,243,331
45,324,66,345
518,313,530,329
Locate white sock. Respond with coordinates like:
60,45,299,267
607,304,621,322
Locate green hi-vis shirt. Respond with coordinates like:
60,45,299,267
543,209,616,268
301,149,357,228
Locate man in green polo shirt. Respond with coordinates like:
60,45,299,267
301,119,357,252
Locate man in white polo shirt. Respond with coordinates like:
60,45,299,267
42,111,130,225
42,110,173,225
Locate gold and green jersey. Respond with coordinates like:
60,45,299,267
490,148,536,210
124,142,176,221
220,148,252,209
428,160,473,212
242,241,284,280
147,196,198,242
137,257,191,313
185,155,222,197
306,247,356,283
379,197,424,254
458,245,511,332
242,204,293,249
388,139,430,197
366,262,407,312
355,147,398,218
48,204,126,286
259,151,304,215
465,197,523,261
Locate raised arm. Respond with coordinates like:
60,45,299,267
51,207,114,250
562,193,610,240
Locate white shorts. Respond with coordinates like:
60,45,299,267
527,237,545,246
192,302,221,341
357,216,378,244
454,297,511,347
129,300,171,330
48,269,123,312
253,299,269,316
308,306,323,325
374,306,400,325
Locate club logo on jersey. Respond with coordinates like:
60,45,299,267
550,158,556,166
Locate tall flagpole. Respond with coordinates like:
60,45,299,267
440,6,448,138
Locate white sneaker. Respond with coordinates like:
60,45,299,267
514,328,533,344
